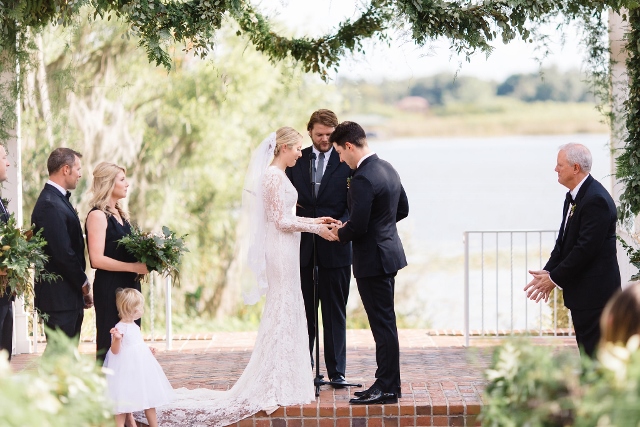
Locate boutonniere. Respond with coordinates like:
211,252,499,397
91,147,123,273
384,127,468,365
569,204,576,218
346,177,352,189
74,207,79,217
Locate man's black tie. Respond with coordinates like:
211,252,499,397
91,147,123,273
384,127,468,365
566,192,574,206
65,191,71,200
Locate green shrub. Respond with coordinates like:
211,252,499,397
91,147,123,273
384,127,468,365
482,337,640,427
0,329,113,426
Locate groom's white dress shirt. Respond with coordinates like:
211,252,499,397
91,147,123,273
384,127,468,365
357,152,376,169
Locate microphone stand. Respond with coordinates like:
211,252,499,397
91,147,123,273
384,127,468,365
309,152,361,396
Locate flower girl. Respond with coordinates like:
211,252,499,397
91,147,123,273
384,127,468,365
103,288,175,427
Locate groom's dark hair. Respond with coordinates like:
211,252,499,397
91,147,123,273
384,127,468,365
329,121,367,148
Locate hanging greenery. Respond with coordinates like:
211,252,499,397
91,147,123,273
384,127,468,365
2,0,640,229
617,8,640,225
0,1,634,78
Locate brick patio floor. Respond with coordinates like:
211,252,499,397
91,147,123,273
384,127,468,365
11,329,578,426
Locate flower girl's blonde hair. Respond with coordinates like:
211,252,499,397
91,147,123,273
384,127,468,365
115,288,144,319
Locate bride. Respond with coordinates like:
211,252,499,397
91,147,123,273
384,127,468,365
144,127,339,426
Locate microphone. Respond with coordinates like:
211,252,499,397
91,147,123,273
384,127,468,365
309,152,317,199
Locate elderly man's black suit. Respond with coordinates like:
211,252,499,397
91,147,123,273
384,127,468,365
32,184,87,342
286,147,352,380
0,201,12,359
544,174,620,357
338,154,409,395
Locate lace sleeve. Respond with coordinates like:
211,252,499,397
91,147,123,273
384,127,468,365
263,170,324,234
297,217,317,224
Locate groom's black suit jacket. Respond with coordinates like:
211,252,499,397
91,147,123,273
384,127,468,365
338,154,409,278
544,174,620,311
32,184,87,313
286,147,352,268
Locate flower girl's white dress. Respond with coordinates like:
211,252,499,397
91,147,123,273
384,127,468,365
146,167,323,426
104,321,175,413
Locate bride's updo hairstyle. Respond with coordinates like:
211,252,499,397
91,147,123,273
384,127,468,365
115,288,145,320
274,127,302,156
89,161,130,221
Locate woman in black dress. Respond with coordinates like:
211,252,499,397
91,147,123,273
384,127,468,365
86,162,148,364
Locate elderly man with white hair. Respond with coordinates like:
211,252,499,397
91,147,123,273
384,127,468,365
525,143,620,358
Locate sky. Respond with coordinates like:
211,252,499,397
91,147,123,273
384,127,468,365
259,0,592,82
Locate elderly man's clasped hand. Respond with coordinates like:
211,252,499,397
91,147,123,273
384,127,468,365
524,270,557,303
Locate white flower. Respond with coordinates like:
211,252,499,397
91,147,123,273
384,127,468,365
27,377,61,414
599,342,631,382
627,334,640,352
0,350,10,376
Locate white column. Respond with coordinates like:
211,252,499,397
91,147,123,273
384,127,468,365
1,52,29,354
609,11,636,284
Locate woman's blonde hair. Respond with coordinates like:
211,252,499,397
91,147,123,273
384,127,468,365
600,283,640,346
89,162,129,220
274,127,302,156
115,288,144,320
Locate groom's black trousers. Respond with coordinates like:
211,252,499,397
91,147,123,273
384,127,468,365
357,272,401,393
301,265,350,378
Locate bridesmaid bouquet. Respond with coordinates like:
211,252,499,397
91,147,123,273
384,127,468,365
0,214,58,300
117,225,188,283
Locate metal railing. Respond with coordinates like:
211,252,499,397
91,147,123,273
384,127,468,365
463,229,573,346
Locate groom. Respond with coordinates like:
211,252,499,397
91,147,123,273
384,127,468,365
330,121,409,405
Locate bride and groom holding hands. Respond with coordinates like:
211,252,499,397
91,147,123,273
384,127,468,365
150,111,409,425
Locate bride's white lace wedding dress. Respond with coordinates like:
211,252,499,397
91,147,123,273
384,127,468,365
145,166,324,426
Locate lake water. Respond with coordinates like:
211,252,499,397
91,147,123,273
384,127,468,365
363,134,617,330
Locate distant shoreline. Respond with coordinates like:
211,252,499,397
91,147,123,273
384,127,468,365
345,101,609,139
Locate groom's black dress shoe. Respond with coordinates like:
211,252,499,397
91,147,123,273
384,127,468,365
349,387,398,405
330,374,348,388
353,387,371,397
354,386,402,398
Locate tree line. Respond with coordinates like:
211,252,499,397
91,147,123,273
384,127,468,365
339,67,595,108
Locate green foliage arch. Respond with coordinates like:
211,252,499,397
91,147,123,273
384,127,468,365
3,0,640,227
0,0,632,76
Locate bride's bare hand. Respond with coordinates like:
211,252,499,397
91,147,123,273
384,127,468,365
318,225,338,241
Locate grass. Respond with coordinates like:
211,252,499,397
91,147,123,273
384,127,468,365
349,99,609,138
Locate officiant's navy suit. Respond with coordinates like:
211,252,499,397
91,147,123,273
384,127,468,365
286,146,352,380
339,154,409,394
32,183,87,341
544,174,620,356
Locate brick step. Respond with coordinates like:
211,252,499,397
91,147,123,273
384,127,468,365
134,386,481,427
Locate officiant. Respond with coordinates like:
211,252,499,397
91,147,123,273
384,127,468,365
285,109,352,387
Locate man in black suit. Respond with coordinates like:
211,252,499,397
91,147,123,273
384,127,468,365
32,148,92,348
329,121,409,405
0,146,13,359
525,143,620,358
285,109,352,386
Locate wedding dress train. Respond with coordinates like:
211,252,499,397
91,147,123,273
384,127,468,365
142,166,324,426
